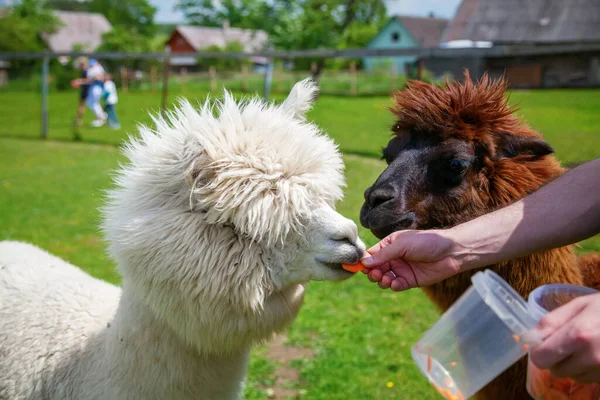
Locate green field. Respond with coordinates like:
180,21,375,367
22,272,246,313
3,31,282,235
1,87,599,399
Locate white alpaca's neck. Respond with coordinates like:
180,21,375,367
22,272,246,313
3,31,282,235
82,286,251,400
70,280,306,400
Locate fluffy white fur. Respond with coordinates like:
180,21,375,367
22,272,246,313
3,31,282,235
0,79,365,400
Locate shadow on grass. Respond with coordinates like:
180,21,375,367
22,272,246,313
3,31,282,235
1,134,387,161
0,133,122,148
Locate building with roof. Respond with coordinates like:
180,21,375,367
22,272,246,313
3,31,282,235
41,11,112,53
443,0,600,45
165,22,269,70
362,14,448,72
438,0,600,87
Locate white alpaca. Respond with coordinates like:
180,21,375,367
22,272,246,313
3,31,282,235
0,79,365,400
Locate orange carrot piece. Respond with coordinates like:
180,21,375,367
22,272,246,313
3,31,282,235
342,263,365,273
522,344,529,351
513,334,521,343
450,361,457,367
427,355,432,372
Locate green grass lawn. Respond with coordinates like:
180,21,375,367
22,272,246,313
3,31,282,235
1,87,599,399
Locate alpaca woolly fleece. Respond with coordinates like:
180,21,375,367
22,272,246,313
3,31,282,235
0,79,365,400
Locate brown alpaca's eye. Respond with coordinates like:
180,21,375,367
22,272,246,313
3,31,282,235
448,159,469,174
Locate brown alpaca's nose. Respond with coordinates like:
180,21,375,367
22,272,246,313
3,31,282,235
364,186,396,209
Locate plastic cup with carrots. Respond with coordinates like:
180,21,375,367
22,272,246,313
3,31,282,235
411,270,540,399
526,284,600,400
411,271,600,400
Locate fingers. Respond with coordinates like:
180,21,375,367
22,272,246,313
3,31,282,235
549,351,597,381
367,260,418,292
530,298,592,369
535,296,588,339
363,231,412,268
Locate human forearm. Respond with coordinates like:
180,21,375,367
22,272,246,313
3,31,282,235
448,158,600,270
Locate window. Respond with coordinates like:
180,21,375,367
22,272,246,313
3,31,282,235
391,32,400,42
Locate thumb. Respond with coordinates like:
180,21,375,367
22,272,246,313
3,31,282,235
362,232,411,268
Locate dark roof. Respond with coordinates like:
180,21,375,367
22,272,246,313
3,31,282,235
396,16,449,47
42,11,112,52
172,25,268,52
441,0,479,42
445,0,600,44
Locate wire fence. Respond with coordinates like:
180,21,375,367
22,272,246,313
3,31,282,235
1,43,600,140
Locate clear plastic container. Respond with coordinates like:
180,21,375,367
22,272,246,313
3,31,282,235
411,270,539,400
526,284,600,400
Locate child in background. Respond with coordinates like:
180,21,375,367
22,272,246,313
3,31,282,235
86,59,107,127
102,74,120,129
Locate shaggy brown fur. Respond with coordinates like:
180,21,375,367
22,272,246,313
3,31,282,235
371,72,600,400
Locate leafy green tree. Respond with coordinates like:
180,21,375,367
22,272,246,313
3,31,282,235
271,0,387,77
197,41,248,71
46,0,156,37
175,0,386,78
0,0,60,52
0,0,61,78
88,0,156,37
176,0,263,28
97,26,154,70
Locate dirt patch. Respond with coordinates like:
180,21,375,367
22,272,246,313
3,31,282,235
262,334,316,399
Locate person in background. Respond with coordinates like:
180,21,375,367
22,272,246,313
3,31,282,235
362,158,600,383
102,74,120,130
74,57,89,127
85,59,106,127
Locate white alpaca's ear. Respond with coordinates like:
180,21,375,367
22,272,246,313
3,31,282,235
280,78,318,119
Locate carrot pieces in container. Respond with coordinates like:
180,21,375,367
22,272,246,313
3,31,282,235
432,383,465,400
527,357,600,400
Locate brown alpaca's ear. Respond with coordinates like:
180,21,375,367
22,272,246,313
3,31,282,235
496,134,554,159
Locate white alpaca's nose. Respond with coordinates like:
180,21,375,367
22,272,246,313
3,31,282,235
311,206,366,265
328,219,359,248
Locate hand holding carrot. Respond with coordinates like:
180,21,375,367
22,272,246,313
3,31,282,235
361,230,462,291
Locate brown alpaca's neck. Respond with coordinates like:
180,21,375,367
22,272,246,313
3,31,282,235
422,246,581,312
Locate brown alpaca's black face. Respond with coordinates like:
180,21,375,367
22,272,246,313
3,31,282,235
360,134,485,239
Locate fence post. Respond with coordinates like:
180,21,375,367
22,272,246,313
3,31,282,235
209,66,217,92
161,47,171,116
349,60,357,96
390,62,397,93
275,61,283,93
41,52,49,139
150,65,157,92
120,67,128,93
180,67,187,93
241,64,248,92
416,58,424,81
263,61,273,101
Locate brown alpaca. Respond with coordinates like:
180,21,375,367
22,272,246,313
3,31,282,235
359,72,600,400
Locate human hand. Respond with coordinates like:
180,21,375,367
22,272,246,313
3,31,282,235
361,230,462,291
529,293,600,383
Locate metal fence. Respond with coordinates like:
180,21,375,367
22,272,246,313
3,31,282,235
2,43,600,139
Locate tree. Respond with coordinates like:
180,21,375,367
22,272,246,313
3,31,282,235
175,0,387,79
0,13,45,52
97,26,154,70
0,0,61,77
0,0,60,52
271,0,387,78
88,0,157,37
176,0,267,28
46,0,156,37
197,41,248,71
